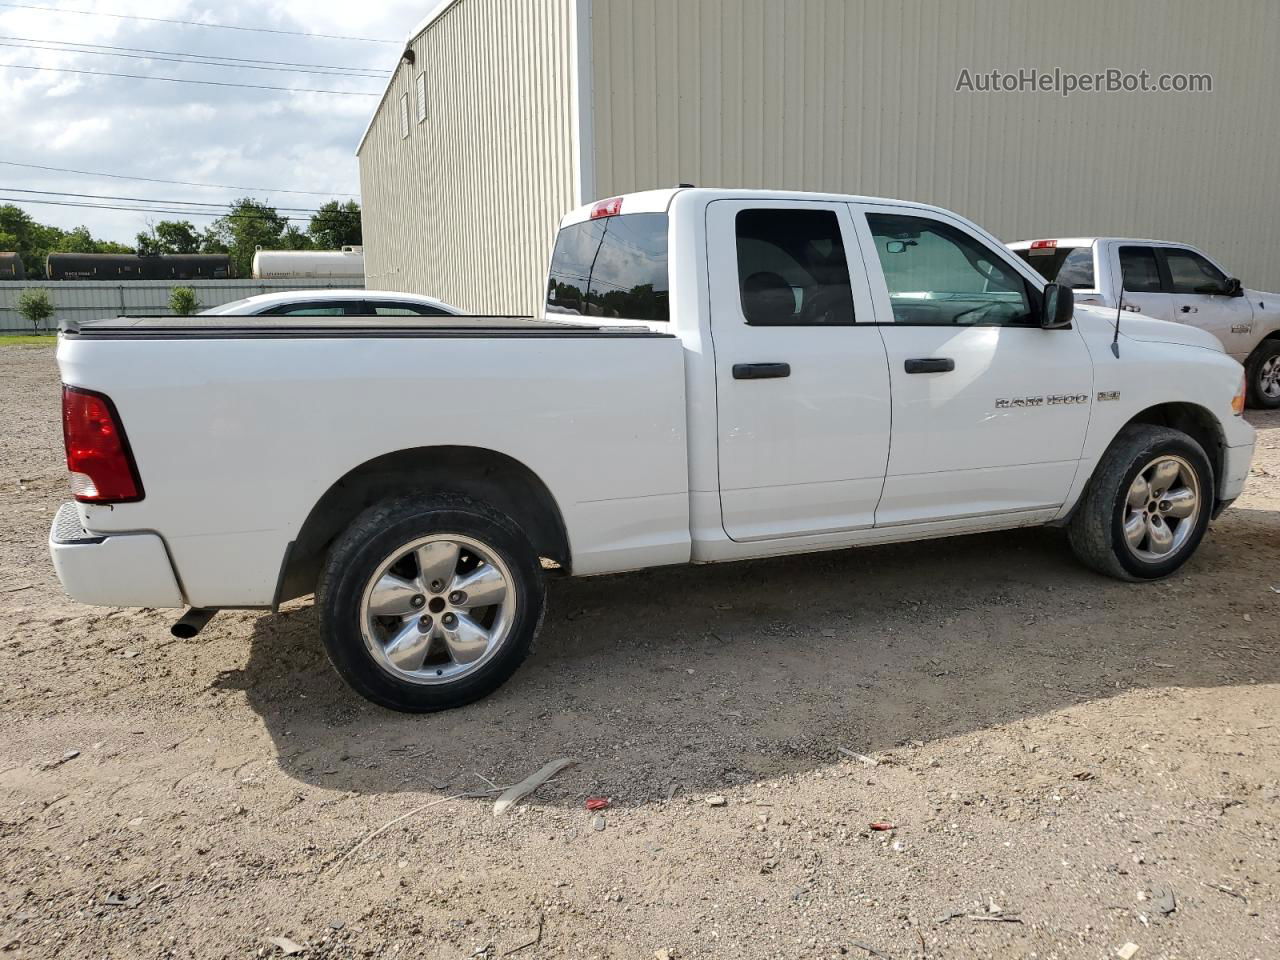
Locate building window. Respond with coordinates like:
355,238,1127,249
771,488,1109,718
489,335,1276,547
415,71,427,123
398,93,409,139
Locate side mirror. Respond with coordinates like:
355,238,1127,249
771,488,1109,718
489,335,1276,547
1040,281,1074,329
1226,277,1244,297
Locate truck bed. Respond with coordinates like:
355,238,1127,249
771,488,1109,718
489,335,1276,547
63,316,671,340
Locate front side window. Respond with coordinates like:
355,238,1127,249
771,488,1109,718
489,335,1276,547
1015,245,1095,289
1118,246,1162,293
1164,248,1229,295
734,208,854,325
867,213,1032,325
546,213,669,322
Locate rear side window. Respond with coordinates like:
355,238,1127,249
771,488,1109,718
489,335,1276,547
1118,246,1162,293
367,302,450,316
262,302,353,316
1164,249,1229,295
735,208,854,325
1015,245,1095,289
546,213,669,322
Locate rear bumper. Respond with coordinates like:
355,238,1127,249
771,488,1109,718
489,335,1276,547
48,501,184,608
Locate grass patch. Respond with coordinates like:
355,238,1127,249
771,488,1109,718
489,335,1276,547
0,333,57,345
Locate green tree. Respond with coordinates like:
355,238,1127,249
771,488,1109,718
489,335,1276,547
16,288,54,331
137,220,202,256
169,286,200,316
308,200,362,249
52,226,132,255
205,198,289,278
0,205,134,276
278,224,313,251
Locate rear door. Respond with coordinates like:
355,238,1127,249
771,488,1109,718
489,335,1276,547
852,204,1093,526
1113,245,1172,320
706,199,892,541
1159,246,1255,359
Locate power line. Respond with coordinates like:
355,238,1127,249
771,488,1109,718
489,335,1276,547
0,186,332,213
0,3,398,44
0,194,320,222
0,62,382,95
0,34,390,75
0,160,359,198
0,38,390,78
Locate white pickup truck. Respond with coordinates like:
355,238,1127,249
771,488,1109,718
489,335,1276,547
52,188,1254,712
1010,237,1280,408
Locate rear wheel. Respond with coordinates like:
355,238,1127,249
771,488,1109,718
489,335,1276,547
1245,339,1280,409
316,494,545,712
1068,425,1213,581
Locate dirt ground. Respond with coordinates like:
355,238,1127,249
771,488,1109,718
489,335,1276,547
1,343,1277,960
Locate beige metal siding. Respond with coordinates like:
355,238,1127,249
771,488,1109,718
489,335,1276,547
358,0,577,315
590,0,1280,290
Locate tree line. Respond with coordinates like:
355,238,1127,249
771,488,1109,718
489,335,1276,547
0,198,361,279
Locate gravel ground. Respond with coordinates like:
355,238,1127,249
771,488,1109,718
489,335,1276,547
1,343,1278,960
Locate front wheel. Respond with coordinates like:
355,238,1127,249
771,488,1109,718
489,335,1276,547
1245,339,1280,409
1068,424,1214,581
316,494,546,712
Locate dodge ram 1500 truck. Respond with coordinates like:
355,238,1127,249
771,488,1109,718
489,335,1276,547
51,188,1255,712
1010,236,1280,408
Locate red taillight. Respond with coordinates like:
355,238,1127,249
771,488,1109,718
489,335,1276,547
62,385,143,503
590,197,623,219
1030,239,1057,250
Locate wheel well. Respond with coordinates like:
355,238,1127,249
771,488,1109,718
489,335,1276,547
1124,402,1225,485
276,446,570,606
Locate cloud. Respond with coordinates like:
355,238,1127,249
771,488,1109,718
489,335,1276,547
0,0,420,242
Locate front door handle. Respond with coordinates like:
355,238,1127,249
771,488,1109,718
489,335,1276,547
732,362,791,380
1180,305,1198,314
904,357,955,374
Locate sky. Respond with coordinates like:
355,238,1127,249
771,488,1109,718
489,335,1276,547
0,0,425,243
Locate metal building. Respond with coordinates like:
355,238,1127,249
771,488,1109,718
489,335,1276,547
357,0,1280,316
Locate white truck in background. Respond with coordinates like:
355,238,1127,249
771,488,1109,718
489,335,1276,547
51,189,1254,712
1010,237,1280,408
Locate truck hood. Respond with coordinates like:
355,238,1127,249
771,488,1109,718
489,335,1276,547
1074,304,1223,352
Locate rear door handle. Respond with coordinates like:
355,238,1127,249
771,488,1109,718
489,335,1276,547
904,357,955,374
1180,305,1198,314
732,362,791,380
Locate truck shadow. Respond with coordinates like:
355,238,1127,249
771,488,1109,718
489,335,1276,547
226,506,1280,805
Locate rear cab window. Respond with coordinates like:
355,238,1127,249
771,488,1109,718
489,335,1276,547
546,213,669,322
1015,242,1096,290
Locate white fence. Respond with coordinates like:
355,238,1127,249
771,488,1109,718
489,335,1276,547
0,279,366,332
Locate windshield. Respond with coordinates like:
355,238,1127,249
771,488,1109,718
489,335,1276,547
546,213,669,322
1015,245,1096,289
199,297,256,315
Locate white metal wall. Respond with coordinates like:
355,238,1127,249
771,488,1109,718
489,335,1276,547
589,0,1280,291
357,0,578,316
0,279,364,332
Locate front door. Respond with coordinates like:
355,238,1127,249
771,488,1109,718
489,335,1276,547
1159,246,1256,360
707,199,892,541
852,204,1094,526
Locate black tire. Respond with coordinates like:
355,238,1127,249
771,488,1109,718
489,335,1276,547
316,494,545,712
1245,339,1280,409
1067,424,1214,581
